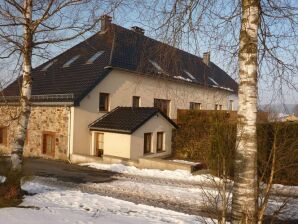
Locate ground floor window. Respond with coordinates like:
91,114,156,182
144,133,152,154
42,132,55,156
0,127,8,145
156,132,164,152
95,133,104,157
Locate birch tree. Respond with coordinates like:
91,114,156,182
0,0,122,199
231,1,260,222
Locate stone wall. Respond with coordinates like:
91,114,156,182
0,105,70,160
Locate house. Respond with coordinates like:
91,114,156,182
89,107,178,160
279,114,298,122
0,15,238,161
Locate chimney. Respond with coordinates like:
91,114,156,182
100,14,112,31
203,52,210,66
131,26,145,35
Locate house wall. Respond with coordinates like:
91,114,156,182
0,105,70,160
72,69,237,155
130,113,174,160
91,131,131,159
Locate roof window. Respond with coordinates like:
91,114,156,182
149,59,164,74
183,70,196,80
63,55,80,67
208,77,219,86
41,59,57,71
86,51,104,64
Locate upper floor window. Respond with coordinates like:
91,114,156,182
190,102,202,110
132,96,140,107
229,100,234,110
154,98,170,116
0,127,8,145
63,55,80,67
86,51,104,64
99,93,109,111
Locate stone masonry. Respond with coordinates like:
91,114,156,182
0,105,70,160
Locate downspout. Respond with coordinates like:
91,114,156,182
67,106,72,162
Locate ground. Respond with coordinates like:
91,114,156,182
1,158,298,223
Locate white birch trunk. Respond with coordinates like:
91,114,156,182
231,0,260,223
11,0,33,171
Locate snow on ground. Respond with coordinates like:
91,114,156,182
81,162,219,183
0,175,6,184
0,180,210,224
171,160,201,165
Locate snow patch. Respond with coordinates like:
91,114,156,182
0,176,6,184
80,162,219,183
173,75,193,82
171,159,201,166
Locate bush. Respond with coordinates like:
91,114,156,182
173,111,298,184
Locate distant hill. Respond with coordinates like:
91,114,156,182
260,104,298,116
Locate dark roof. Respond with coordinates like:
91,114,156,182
89,107,178,134
1,23,238,105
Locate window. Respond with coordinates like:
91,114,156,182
99,93,109,111
42,132,55,155
229,100,234,110
190,102,202,110
63,55,80,67
144,133,152,154
154,98,170,116
156,132,164,152
0,127,8,145
86,51,104,64
219,104,223,110
215,104,218,110
132,96,140,107
149,59,164,74
208,77,219,86
95,133,104,157
41,59,57,71
183,70,196,80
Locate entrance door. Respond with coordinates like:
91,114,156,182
42,132,55,156
95,133,104,157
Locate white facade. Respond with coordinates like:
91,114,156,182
70,68,238,156
90,113,175,160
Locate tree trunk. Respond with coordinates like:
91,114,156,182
231,0,260,223
8,0,33,199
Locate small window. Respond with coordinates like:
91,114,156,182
208,77,219,86
0,127,8,145
99,93,109,111
132,96,140,107
154,98,170,116
156,132,164,152
183,70,196,80
86,51,104,64
229,100,234,110
63,55,80,67
41,59,57,71
42,132,55,155
219,104,223,110
190,102,202,110
144,133,152,154
215,104,218,110
95,133,104,157
149,59,164,74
